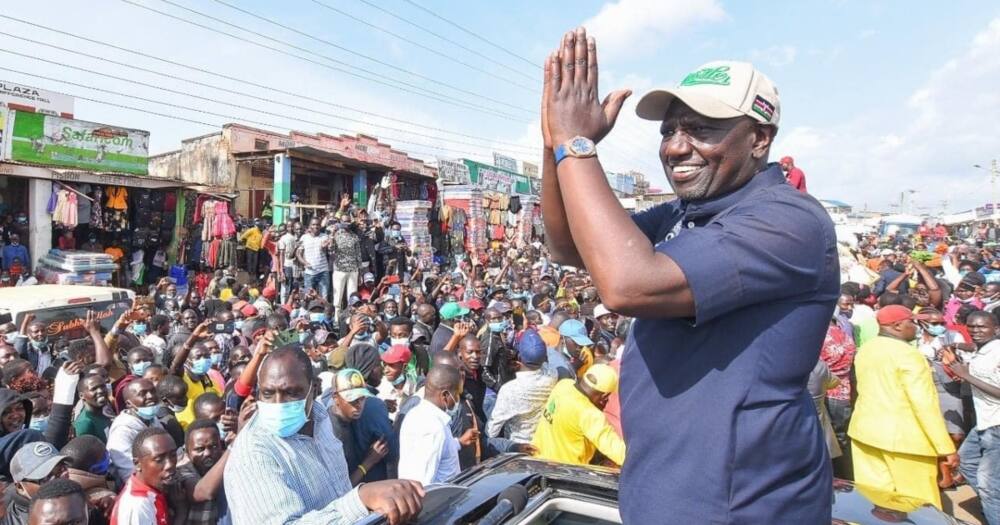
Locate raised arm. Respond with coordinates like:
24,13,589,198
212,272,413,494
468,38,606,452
542,29,695,317
170,320,212,376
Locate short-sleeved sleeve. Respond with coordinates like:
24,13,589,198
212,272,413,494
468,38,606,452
659,199,833,325
631,203,682,244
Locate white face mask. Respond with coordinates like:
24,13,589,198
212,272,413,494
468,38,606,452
389,337,411,347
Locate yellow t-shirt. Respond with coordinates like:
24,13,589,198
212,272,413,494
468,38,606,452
531,379,626,466
177,373,221,429
240,227,263,251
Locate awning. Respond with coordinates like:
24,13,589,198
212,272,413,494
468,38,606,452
0,161,190,189
233,145,436,180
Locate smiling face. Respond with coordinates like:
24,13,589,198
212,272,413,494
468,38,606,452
659,101,774,201
2,401,27,433
80,375,109,409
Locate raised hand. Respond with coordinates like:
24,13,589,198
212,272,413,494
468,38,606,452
545,27,631,146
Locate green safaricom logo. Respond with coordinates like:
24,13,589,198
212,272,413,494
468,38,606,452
680,66,731,87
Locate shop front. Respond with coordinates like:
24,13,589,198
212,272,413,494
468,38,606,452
0,161,191,288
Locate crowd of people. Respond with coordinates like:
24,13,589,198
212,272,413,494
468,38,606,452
819,231,1000,523
0,192,633,524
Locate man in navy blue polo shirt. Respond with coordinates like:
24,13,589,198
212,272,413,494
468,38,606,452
539,27,838,524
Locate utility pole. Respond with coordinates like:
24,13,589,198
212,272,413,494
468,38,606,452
974,159,998,218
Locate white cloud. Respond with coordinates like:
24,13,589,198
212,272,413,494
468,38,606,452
749,45,798,68
582,0,726,61
774,17,1000,212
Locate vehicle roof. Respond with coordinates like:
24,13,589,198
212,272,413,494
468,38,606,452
359,456,967,525
0,285,134,314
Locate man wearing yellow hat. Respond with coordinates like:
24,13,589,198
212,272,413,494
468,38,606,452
531,363,625,467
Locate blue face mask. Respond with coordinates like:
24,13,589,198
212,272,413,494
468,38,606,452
135,404,159,421
30,339,48,350
29,416,49,432
190,357,212,375
391,374,407,386
131,361,152,376
89,452,111,476
132,323,148,336
489,321,509,333
309,312,327,323
298,332,309,343
445,392,462,420
926,324,948,337
209,353,222,366
255,390,311,438
234,320,244,331
355,331,371,341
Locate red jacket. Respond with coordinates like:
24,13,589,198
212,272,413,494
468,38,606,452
786,167,807,193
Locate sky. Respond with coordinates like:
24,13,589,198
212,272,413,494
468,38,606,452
1,0,998,213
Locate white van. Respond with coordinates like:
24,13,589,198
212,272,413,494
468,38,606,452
0,285,134,343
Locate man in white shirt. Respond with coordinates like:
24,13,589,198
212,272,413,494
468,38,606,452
949,310,1000,525
297,218,331,301
487,330,558,444
278,222,299,303
398,364,462,485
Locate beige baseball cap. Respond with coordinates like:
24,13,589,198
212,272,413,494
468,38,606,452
636,61,781,126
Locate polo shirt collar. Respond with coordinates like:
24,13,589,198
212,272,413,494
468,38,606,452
680,163,785,221
128,473,163,497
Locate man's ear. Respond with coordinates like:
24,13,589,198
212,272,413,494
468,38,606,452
751,124,776,160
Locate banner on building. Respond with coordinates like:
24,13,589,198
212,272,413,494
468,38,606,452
492,152,519,173
522,161,538,178
0,81,74,118
437,158,471,185
529,176,541,196
3,111,150,175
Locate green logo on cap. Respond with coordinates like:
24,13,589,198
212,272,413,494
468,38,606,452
680,66,731,87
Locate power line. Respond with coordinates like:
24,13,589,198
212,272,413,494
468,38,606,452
401,0,539,70
0,16,535,150
308,0,536,92
0,48,543,159
115,0,528,121
0,67,511,164
0,65,527,158
350,0,536,81
205,0,536,106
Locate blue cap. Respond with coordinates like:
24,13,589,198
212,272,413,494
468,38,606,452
558,319,594,346
517,330,547,366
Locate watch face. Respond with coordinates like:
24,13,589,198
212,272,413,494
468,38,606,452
570,137,595,155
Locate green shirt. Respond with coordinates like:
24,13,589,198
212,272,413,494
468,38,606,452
74,405,112,443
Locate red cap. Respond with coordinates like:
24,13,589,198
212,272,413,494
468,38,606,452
463,298,485,310
381,344,412,365
262,286,277,300
876,305,928,325
240,304,258,317
780,156,794,164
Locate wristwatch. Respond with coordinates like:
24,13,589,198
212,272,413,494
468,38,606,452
554,136,597,166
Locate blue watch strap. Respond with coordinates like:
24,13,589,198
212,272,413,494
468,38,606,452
554,144,569,165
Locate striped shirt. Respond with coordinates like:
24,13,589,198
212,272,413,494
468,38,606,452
299,233,329,274
224,404,369,524
486,365,559,443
